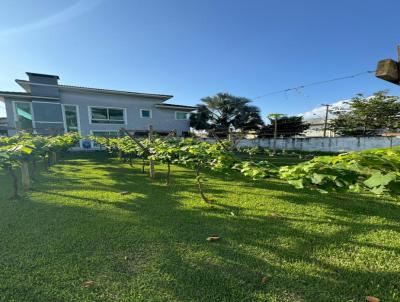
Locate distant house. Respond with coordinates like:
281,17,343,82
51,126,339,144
299,100,350,137
0,72,195,145
302,118,336,137
382,132,400,137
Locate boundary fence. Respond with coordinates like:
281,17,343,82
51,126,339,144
203,136,400,152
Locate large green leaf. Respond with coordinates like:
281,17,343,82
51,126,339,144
363,172,396,188
288,179,304,189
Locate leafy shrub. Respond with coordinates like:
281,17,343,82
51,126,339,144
233,160,277,179
279,147,400,196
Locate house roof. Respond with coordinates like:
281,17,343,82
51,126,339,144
0,90,59,100
0,91,30,96
155,104,196,111
16,80,173,101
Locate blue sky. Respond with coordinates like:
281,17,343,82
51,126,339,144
0,0,400,119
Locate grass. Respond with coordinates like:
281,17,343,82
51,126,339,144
0,152,399,302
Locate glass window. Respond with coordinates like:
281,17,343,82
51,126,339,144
90,107,125,124
64,105,79,132
175,112,189,120
109,109,124,121
92,131,119,138
91,108,108,120
15,102,33,130
141,109,151,118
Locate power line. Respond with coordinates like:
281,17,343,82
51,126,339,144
190,70,377,117
252,70,376,100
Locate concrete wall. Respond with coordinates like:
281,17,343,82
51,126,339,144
204,137,400,152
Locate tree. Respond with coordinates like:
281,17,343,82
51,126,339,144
330,91,400,136
258,116,310,138
189,93,264,136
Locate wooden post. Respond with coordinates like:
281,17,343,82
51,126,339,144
21,161,30,191
148,125,155,179
51,152,57,164
121,128,148,152
375,45,400,85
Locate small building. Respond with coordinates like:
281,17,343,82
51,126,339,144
0,72,195,144
382,132,400,137
302,118,336,137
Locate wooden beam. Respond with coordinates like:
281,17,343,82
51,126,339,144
209,130,230,151
120,128,148,153
375,59,399,85
148,125,155,179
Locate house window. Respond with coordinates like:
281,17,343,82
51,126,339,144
15,102,33,130
63,105,79,133
175,111,189,120
140,109,152,118
92,130,120,147
90,107,125,124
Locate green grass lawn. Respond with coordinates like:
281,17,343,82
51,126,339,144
0,152,399,302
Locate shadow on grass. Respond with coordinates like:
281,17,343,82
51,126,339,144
1,152,399,301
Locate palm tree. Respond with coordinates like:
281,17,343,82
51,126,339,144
190,93,264,136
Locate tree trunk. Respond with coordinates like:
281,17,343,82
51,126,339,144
6,166,19,199
45,153,51,168
149,161,155,179
196,166,211,203
273,118,278,155
166,161,171,185
31,157,37,181
21,161,30,191
362,117,368,136
142,159,146,173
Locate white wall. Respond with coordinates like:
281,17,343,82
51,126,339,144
204,137,400,152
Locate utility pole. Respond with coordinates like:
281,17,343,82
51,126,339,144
321,104,330,138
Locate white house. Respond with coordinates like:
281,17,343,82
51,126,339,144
0,72,195,144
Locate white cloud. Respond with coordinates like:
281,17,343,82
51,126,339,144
300,99,350,120
0,0,102,38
